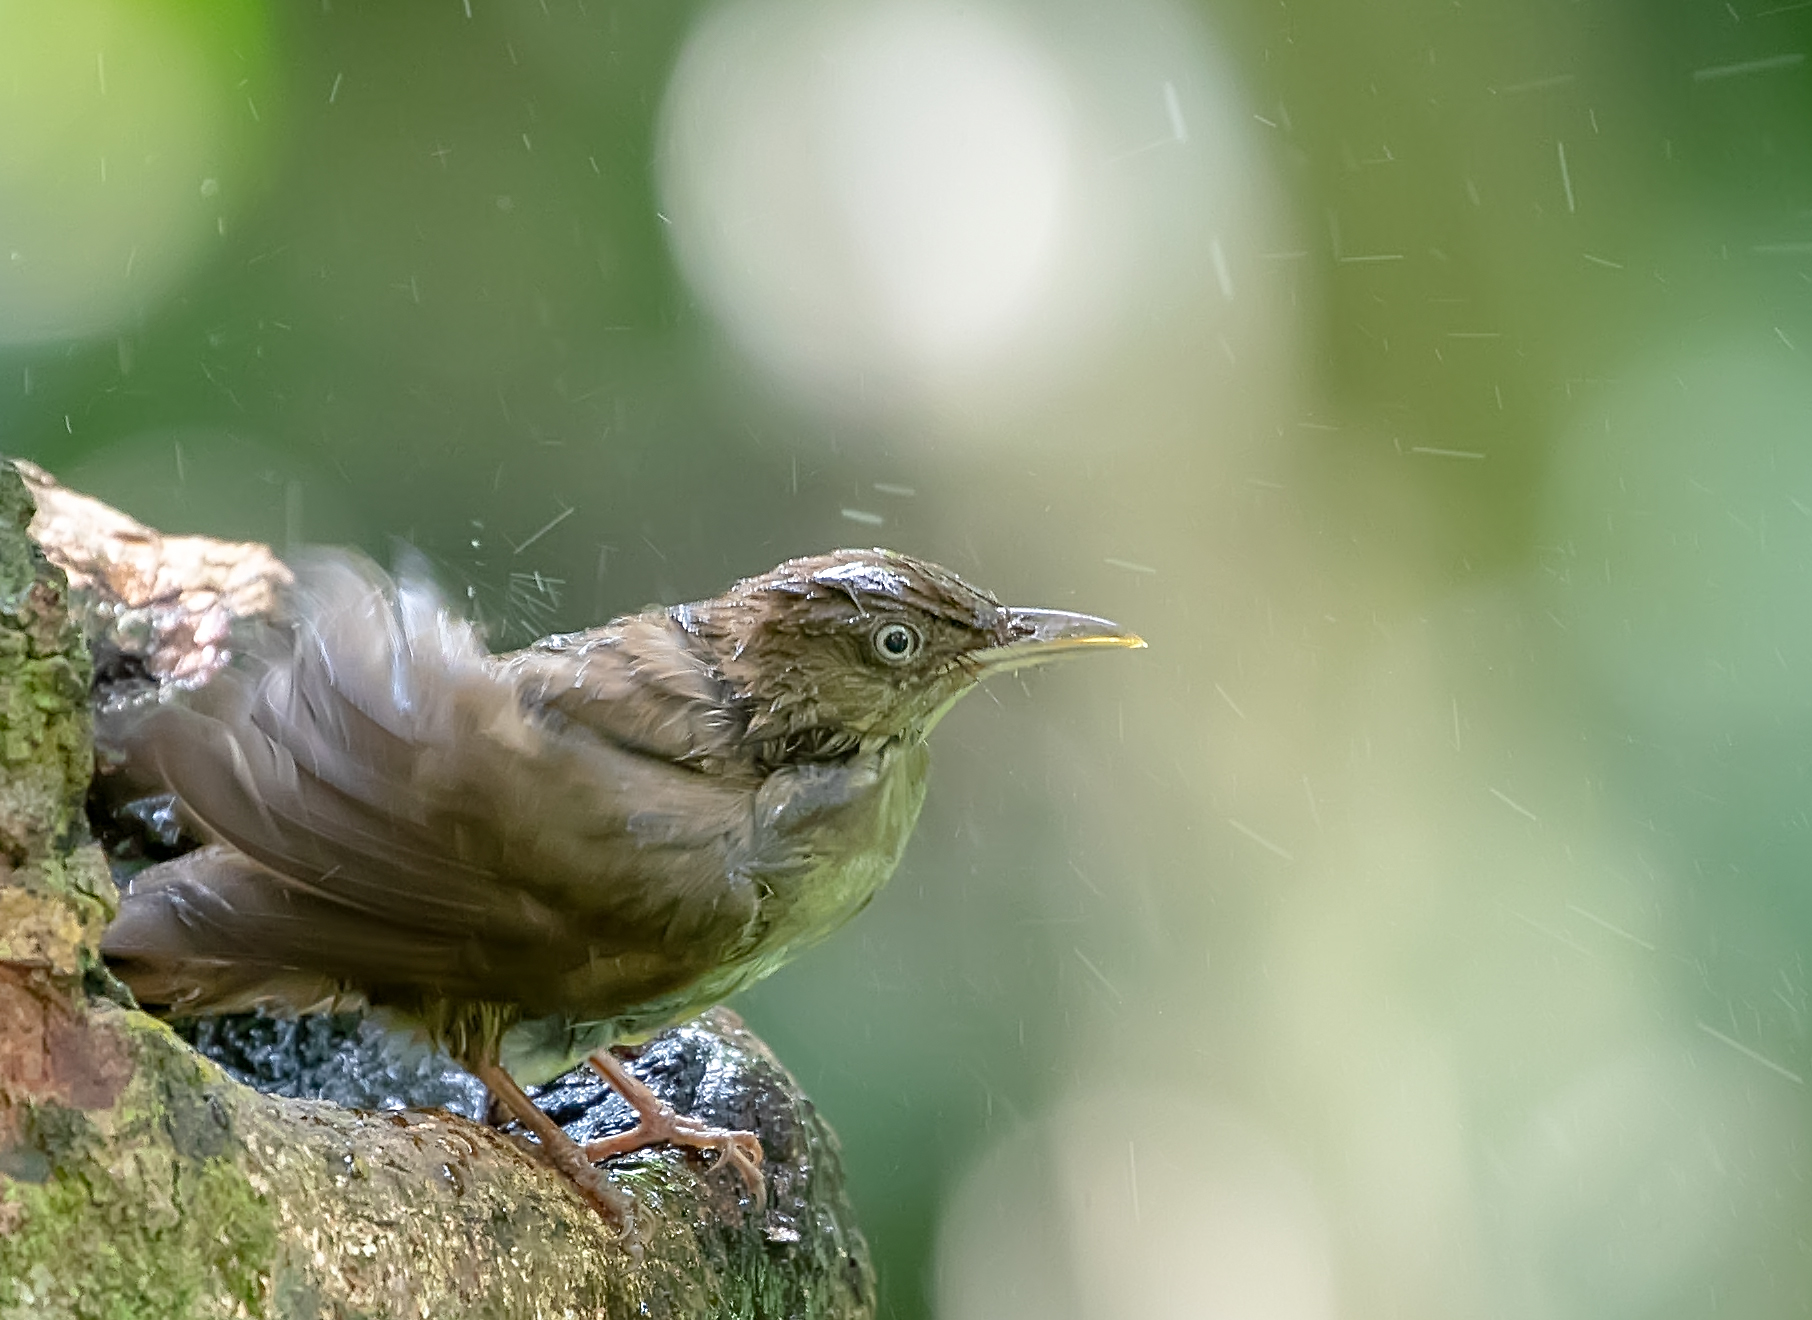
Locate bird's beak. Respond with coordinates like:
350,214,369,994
970,608,1147,676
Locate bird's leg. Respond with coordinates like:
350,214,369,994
469,1055,635,1225
582,1048,766,1207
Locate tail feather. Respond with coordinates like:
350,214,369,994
104,844,365,1017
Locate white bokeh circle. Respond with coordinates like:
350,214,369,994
935,1089,1337,1320
656,0,1270,423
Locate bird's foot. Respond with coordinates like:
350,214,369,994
471,1057,639,1232
583,1048,766,1209
534,1132,639,1226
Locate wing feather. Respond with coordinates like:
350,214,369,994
104,551,762,1019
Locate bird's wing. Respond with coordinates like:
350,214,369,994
492,615,749,770
104,551,761,1012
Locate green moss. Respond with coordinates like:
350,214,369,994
0,465,277,1316
0,1157,272,1320
0,1019,277,1320
0,469,36,608
22,847,117,925
0,645,93,846
0,463,92,862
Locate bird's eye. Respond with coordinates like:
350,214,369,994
871,620,923,665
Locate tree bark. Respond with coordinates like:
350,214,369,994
0,460,875,1320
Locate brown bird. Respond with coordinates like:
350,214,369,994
101,547,1142,1219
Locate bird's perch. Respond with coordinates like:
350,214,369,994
0,461,874,1318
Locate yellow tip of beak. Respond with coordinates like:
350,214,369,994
971,609,1147,674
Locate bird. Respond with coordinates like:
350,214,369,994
100,546,1143,1221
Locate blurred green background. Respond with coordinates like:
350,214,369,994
8,0,1812,1315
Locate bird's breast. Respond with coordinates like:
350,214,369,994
735,740,931,966
504,741,931,1081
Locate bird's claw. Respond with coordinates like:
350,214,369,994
583,1110,767,1209
569,1162,636,1226
709,1129,766,1202
582,1047,766,1209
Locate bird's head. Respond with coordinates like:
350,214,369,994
677,549,1142,760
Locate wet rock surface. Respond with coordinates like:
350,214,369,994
176,1012,492,1120
176,1003,863,1265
